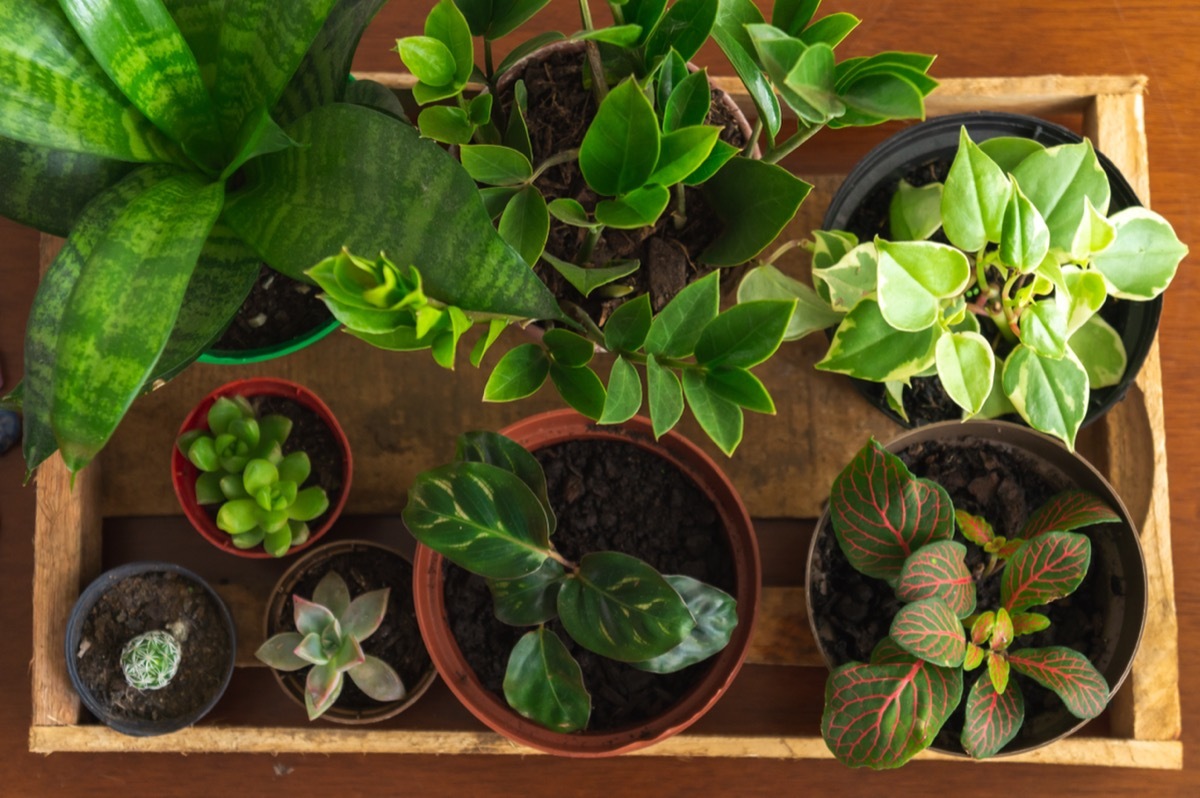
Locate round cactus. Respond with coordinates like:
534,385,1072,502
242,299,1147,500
121,630,182,690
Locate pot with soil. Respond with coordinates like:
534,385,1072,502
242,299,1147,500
806,420,1147,767
65,562,236,736
172,377,352,559
404,409,760,756
783,110,1187,449
258,540,436,723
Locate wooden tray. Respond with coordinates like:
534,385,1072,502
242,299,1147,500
29,75,1182,768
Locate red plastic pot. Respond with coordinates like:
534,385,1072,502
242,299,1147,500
171,378,352,559
411,409,761,757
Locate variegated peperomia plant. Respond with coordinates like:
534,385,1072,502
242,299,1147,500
255,571,405,720
819,439,1121,768
742,127,1188,449
402,430,738,733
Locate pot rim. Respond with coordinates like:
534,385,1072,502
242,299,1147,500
411,409,761,757
171,377,353,559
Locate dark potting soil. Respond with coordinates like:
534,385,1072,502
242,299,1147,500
500,48,749,326
809,437,1116,753
275,549,432,711
74,571,231,724
443,437,736,732
210,264,333,353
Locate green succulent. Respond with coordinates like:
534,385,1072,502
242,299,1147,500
121,630,181,691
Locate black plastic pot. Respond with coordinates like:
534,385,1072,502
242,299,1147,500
806,420,1148,758
822,110,1162,430
65,562,237,737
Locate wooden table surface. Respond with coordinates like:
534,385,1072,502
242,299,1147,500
2,1,1197,794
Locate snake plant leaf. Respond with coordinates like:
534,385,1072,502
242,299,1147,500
0,137,133,236
712,0,782,138
1090,207,1189,300
647,354,684,439
1001,531,1091,612
1070,316,1127,389
1017,490,1119,540
503,627,590,733
488,559,566,626
161,0,222,90
32,169,222,474
558,552,694,662
817,299,940,383
58,0,224,169
683,369,744,456
455,429,555,533
222,106,301,181
223,103,563,321
829,439,954,583
1011,140,1111,251
890,598,967,667
896,540,976,618
700,158,813,266
631,575,738,674
403,460,553,579
941,126,1008,251
1002,344,1089,449
1008,646,1109,719
961,674,1025,758
0,0,184,164
876,239,971,333
737,264,843,341
934,330,995,416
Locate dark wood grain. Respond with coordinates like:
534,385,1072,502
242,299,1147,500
3,1,1198,792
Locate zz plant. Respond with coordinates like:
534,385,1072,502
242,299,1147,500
744,127,1189,448
820,439,1122,768
402,430,739,733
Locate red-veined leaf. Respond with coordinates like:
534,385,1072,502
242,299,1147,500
896,540,976,618
961,675,1025,758
890,598,966,667
1009,647,1109,719
872,636,962,741
1011,612,1051,636
971,611,995,646
1018,489,1121,539
956,509,995,546
830,439,954,583
963,642,985,670
991,607,1014,651
988,651,1011,693
1001,531,1091,612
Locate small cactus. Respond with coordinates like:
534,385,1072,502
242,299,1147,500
121,630,181,690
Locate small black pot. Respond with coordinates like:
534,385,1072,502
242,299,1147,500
806,420,1148,758
65,562,237,737
822,111,1162,430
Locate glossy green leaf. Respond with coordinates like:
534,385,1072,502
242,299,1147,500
407,0,473,103
1090,207,1189,300
650,125,720,187
896,540,975,618
594,185,671,229
772,0,820,35
941,127,1009,251
418,105,475,145
647,355,684,438
580,79,660,197
398,35,456,86
833,52,938,98
1069,315,1127,389
632,575,737,674
961,674,1024,758
1020,296,1069,359
694,300,795,368
683,370,744,456
890,598,966,667
876,239,971,332
454,429,554,530
543,328,594,368
503,627,590,733
460,144,533,187
403,460,552,579
643,0,717,62
813,242,877,312
978,136,1044,174
889,179,943,241
976,356,1017,420
488,559,565,626
547,197,595,228
782,43,843,124
542,253,639,298
549,363,607,420
498,185,549,267
1002,345,1089,449
681,139,739,186
700,156,813,266
558,552,694,662
1018,489,1119,540
1011,141,1111,251
1069,196,1116,261
572,24,642,46
810,229,860,271
485,0,553,39
470,318,509,367
737,264,843,341
799,12,859,47
1000,179,1050,272
1001,531,1091,612
934,331,995,416
599,356,642,424
484,343,550,401
818,299,939,383
833,72,925,129
1009,646,1109,720
603,293,653,353
493,31,566,77
480,186,520,220
644,271,720,358
663,68,712,133
705,367,775,414
712,0,781,137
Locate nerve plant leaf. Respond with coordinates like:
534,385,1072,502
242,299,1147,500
1001,531,1091,612
956,510,995,547
1017,490,1120,540
1008,647,1109,719
961,674,1024,758
889,598,967,667
896,541,976,618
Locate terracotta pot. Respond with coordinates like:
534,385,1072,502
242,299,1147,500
263,540,437,724
412,409,761,756
171,377,352,559
806,420,1148,758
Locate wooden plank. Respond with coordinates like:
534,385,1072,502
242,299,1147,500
745,588,820,667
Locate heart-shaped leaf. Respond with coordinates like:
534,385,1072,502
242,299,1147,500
1090,207,1189,300
503,627,590,733
488,559,566,626
631,575,738,674
829,439,954,582
1018,490,1120,540
941,126,1009,251
1009,646,1109,719
876,239,971,332
1000,179,1050,272
1019,295,1070,359
961,673,1025,758
737,264,844,341
813,242,878,312
1011,140,1111,251
1001,531,1091,611
699,157,812,266
818,299,939,383
1002,344,1089,449
896,541,976,618
1070,315,1127,389
978,136,1044,173
1070,196,1117,261
889,179,943,241
890,598,967,667
934,330,995,416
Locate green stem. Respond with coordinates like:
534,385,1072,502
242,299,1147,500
672,183,687,230
742,118,763,157
532,148,581,182
484,38,494,80
578,225,604,265
762,122,821,164
578,0,608,104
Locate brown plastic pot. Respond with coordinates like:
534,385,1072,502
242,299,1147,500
412,409,761,757
264,540,438,724
171,377,352,559
806,420,1148,759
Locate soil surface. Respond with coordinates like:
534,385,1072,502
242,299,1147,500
74,571,232,726
809,437,1118,753
274,548,432,712
500,47,749,326
210,264,333,353
444,437,736,732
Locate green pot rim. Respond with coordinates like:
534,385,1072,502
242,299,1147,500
197,315,341,365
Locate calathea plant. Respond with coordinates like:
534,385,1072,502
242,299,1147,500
177,396,328,557
402,430,738,732
743,127,1188,448
820,439,1121,768
255,572,405,720
1,0,560,478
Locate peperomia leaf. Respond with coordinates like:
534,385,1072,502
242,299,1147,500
978,136,1044,173
1011,141,1110,251
579,79,660,197
1008,647,1109,719
557,552,694,662
999,179,1050,273
503,627,590,733
1090,207,1189,300
813,242,878,311
488,559,565,626
876,239,971,332
1017,490,1120,540
889,179,943,241
961,674,1025,758
829,439,954,583
890,598,967,667
737,263,844,341
934,331,995,416
1002,345,1089,449
1063,267,1108,335
1069,315,1127,389
1001,531,1091,612
818,299,939,383
896,540,976,618
699,158,812,266
941,126,1008,251
1019,295,1069,359
1070,197,1116,261
631,575,738,674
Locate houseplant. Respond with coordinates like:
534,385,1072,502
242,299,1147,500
259,540,436,724
743,113,1188,448
807,422,1147,766
65,562,236,736
172,378,352,558
312,0,937,456
0,0,561,478
404,409,760,756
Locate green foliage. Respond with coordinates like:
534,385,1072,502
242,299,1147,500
820,439,1119,767
177,395,329,557
255,571,405,720
121,630,182,691
403,430,738,733
756,127,1188,449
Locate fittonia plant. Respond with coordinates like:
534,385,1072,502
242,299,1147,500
820,439,1121,768
741,127,1188,448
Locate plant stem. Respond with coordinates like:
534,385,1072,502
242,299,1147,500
484,38,494,80
762,122,821,164
578,225,603,264
672,183,687,230
578,0,609,104
549,550,577,570
532,148,581,182
742,118,763,156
